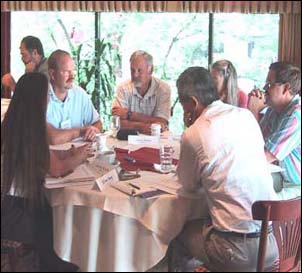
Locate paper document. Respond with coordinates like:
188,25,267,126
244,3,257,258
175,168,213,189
45,164,95,188
111,182,165,198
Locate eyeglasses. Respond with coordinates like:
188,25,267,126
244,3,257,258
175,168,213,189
263,82,282,91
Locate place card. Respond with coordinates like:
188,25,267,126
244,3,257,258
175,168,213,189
93,169,119,191
128,135,160,145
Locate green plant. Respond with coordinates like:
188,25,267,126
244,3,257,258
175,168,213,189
72,38,121,130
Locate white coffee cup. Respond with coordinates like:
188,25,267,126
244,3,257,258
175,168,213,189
151,123,161,136
99,150,116,165
94,134,108,155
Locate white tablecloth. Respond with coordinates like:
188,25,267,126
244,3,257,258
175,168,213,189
1,98,11,122
47,171,206,272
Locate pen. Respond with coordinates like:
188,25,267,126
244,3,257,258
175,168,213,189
124,156,136,164
129,183,140,190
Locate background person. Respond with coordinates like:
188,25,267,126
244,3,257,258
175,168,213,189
1,35,48,93
112,50,171,134
47,49,102,144
210,59,248,108
1,72,91,271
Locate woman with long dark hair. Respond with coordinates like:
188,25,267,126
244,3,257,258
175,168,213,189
1,72,90,271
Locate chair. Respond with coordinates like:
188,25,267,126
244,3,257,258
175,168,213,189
252,197,301,272
1,239,39,272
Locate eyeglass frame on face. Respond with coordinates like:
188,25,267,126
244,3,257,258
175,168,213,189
263,81,284,92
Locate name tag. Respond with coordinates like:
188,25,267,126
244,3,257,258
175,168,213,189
128,135,160,145
93,169,119,191
60,119,71,129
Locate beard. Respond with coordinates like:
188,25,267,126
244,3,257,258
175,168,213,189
133,80,142,88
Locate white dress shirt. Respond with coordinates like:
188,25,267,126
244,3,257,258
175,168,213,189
177,100,277,233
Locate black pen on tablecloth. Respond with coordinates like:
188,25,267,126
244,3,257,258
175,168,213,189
129,183,140,190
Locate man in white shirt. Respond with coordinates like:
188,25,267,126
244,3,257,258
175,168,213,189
170,67,278,271
111,50,171,134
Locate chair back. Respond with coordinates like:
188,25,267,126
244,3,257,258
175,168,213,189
252,197,301,272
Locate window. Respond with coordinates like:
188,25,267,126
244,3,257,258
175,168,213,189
10,12,279,133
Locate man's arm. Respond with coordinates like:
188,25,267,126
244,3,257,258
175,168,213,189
265,149,278,163
48,122,102,145
47,123,81,145
112,106,168,134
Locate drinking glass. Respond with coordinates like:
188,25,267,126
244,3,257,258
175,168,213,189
110,115,120,138
159,145,174,173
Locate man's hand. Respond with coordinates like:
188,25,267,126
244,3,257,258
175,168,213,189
1,73,16,91
80,126,100,142
25,61,37,73
248,89,266,120
112,106,129,119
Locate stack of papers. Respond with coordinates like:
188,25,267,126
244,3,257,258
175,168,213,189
45,164,95,188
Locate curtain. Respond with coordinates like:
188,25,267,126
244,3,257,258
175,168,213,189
1,1,301,68
0,1,169,12
1,1,301,13
279,13,301,68
1,12,11,98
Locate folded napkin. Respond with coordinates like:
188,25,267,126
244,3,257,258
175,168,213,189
115,147,178,173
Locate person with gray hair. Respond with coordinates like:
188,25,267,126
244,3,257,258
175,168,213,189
112,50,171,134
210,59,248,108
1,36,48,93
248,62,301,199
170,66,278,271
47,49,102,144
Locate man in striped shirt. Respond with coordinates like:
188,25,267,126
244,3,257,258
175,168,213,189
248,62,301,199
112,50,171,134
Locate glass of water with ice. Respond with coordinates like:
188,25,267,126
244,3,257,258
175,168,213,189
159,145,174,173
110,115,120,138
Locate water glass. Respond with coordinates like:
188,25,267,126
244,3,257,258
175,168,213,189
110,115,120,138
159,145,174,173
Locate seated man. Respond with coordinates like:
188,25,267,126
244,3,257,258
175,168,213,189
112,50,171,134
170,67,278,272
248,62,301,199
2,36,49,93
47,50,102,144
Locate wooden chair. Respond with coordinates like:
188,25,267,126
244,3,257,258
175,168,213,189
252,197,301,272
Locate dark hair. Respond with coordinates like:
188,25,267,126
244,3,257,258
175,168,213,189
269,62,301,96
1,72,50,208
48,49,71,70
21,36,44,58
211,60,238,106
177,66,219,106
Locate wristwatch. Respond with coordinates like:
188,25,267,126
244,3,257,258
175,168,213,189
127,110,132,120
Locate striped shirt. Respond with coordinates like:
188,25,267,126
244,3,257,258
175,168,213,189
112,77,171,121
260,95,301,185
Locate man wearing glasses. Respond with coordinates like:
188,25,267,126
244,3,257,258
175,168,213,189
248,62,301,199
